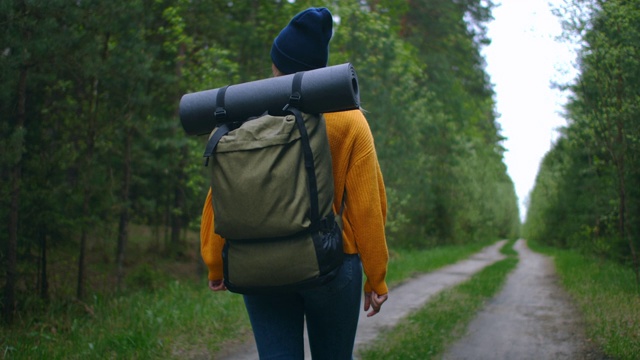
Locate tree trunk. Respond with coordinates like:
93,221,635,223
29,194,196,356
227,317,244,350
620,168,639,288
613,71,639,287
77,73,100,299
40,233,49,302
116,126,133,290
78,36,108,298
5,165,20,324
170,178,184,248
77,228,87,299
3,66,28,324
170,42,187,254
170,150,187,252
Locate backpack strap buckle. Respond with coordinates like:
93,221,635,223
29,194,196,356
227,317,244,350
283,72,305,112
288,91,302,108
214,107,227,120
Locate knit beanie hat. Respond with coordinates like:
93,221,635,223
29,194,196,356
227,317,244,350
271,7,333,75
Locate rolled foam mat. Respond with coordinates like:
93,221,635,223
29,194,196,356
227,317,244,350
179,63,360,136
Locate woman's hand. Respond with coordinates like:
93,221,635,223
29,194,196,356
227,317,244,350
364,291,388,317
208,279,228,291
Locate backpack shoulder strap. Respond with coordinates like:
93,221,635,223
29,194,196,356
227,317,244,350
203,122,232,166
283,72,322,228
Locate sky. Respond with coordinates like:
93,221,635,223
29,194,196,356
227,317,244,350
482,0,579,221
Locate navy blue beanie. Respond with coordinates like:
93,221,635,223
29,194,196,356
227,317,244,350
271,7,333,75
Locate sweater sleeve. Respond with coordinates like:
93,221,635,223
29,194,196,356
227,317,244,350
200,188,225,281
345,125,389,296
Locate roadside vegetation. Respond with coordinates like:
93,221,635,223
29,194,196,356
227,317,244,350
523,0,640,300
0,226,251,359
359,240,518,359
521,2,640,358
1,282,249,359
14,235,636,360
529,240,640,360
0,235,509,359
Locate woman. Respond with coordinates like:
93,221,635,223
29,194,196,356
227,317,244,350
201,7,389,359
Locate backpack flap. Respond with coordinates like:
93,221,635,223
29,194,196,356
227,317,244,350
209,112,334,240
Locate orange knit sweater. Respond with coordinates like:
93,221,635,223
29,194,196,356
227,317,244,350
200,109,389,295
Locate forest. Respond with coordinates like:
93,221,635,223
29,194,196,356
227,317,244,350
3,0,523,325
523,0,640,285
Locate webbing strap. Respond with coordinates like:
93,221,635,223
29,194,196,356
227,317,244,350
214,85,229,121
288,71,303,109
202,85,231,166
283,71,321,227
288,106,320,226
202,123,232,166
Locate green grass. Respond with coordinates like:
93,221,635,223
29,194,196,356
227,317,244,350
499,238,517,257
528,240,640,360
1,280,250,359
359,241,518,359
1,224,248,359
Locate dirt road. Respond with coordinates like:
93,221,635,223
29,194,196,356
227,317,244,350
441,239,605,360
216,239,604,359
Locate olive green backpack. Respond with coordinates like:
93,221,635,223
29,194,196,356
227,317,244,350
202,73,344,294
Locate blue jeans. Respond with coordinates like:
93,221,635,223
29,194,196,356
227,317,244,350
243,254,363,360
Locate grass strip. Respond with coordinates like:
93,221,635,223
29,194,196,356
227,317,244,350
528,241,640,360
500,238,517,257
359,243,517,360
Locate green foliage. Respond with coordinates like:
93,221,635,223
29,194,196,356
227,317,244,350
389,0,518,244
126,263,162,291
328,0,518,246
525,0,640,276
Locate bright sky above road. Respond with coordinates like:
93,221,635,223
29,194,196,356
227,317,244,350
483,0,579,222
